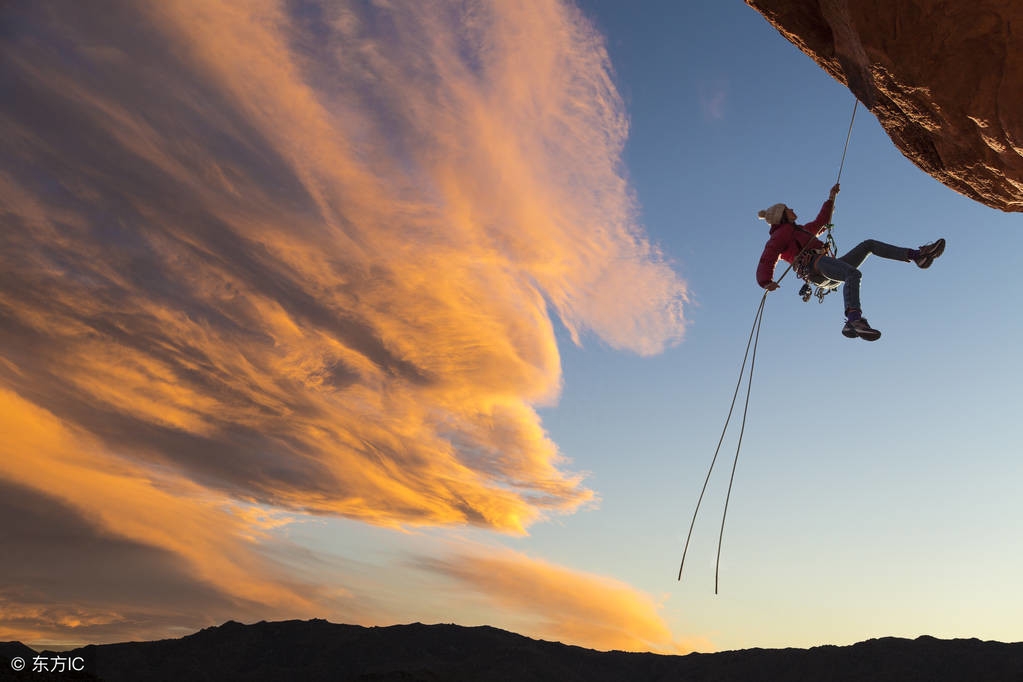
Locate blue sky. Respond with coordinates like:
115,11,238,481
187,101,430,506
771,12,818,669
3,0,1021,654
543,0,1023,648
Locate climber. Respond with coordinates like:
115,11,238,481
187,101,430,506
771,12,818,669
756,183,945,341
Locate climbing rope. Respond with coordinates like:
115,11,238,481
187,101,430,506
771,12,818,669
836,99,859,185
676,292,766,591
677,99,860,592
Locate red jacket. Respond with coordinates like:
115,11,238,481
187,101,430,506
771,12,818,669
756,199,834,287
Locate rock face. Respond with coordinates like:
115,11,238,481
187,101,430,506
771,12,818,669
746,0,1023,212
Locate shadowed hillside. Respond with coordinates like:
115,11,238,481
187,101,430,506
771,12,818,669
3,620,1023,682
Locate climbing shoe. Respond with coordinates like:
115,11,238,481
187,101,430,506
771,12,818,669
914,238,945,269
842,317,881,341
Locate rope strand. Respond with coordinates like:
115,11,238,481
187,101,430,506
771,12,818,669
714,292,765,594
835,99,859,186
825,98,859,258
677,293,766,582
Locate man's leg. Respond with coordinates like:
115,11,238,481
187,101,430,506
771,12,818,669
838,239,912,269
815,255,862,312
815,254,880,341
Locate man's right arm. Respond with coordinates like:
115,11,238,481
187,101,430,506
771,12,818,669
757,238,782,289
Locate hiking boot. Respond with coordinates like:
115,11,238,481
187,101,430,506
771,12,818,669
914,238,945,269
842,317,881,341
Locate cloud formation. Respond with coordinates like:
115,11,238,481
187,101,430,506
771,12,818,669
700,79,729,120
0,388,344,646
417,549,710,653
0,0,687,643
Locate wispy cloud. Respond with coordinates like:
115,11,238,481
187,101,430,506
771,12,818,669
0,388,343,646
0,0,687,643
416,548,710,653
699,79,729,121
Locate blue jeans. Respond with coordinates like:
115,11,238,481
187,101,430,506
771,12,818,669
814,239,911,312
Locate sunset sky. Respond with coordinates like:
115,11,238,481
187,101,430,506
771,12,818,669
2,0,1022,654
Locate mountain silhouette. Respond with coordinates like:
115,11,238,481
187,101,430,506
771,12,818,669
2,620,1022,681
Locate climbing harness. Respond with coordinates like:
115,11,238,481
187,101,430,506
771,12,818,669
795,226,840,303
677,100,859,593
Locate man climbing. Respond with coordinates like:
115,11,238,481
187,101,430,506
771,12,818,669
756,183,945,341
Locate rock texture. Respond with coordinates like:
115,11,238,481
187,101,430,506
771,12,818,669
746,0,1023,212
3,620,1023,682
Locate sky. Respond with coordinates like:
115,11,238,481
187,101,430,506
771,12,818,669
2,0,1022,656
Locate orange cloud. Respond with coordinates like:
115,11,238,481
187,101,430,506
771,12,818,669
418,549,711,654
0,389,314,609
0,0,687,644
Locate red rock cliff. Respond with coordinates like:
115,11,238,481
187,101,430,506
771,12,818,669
747,0,1023,212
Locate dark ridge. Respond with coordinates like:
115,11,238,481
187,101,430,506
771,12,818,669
3,620,1023,682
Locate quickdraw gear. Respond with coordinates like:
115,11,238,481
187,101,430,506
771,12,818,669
823,223,838,256
794,222,840,303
